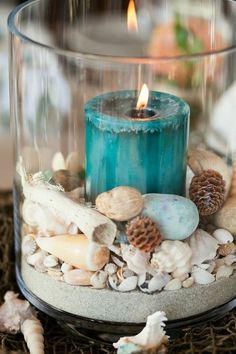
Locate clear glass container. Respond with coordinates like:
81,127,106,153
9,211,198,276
9,0,236,343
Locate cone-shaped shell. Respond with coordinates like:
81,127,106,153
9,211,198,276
36,235,109,271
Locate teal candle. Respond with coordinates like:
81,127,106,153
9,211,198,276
85,90,189,202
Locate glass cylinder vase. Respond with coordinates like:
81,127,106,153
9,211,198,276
9,0,236,343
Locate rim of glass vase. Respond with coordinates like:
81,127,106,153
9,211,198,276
8,0,236,64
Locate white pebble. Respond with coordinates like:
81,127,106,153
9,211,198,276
213,229,233,244
164,278,182,291
104,263,118,275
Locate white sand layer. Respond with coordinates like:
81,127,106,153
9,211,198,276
22,260,236,323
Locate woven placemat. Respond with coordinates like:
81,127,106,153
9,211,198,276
0,195,236,354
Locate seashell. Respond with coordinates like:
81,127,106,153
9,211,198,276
117,268,135,281
182,276,194,288
171,263,191,278
164,278,182,291
52,169,80,192
66,151,82,174
27,250,47,273
213,197,236,234
96,186,144,222
218,242,236,256
224,254,236,266
151,240,192,273
65,187,82,202
52,152,66,171
21,318,44,354
113,311,168,352
214,258,225,272
108,274,120,290
22,199,76,236
216,265,233,280
104,263,118,275
67,223,78,235
176,273,189,282
43,255,59,268
111,255,125,268
206,261,216,274
36,234,110,271
121,244,150,274
109,244,122,256
138,272,171,293
188,229,219,265
61,263,74,273
212,229,233,244
118,276,138,292
90,271,108,289
64,269,94,286
188,149,231,193
142,194,199,240
22,234,37,256
192,267,215,285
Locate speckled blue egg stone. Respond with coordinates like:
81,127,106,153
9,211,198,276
142,194,199,241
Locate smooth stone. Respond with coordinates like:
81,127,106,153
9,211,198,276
142,194,199,241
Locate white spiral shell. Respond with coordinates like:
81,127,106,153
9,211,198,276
21,318,44,354
151,240,192,273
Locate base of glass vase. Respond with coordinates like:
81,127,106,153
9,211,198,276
16,265,236,344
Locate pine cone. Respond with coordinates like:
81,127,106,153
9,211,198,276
126,216,162,252
189,169,225,216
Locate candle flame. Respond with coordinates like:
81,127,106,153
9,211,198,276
127,0,138,32
136,84,149,110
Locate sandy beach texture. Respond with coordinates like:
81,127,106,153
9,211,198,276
22,260,236,323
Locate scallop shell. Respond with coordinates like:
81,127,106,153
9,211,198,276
64,269,94,286
188,149,231,193
22,235,37,256
188,229,219,265
212,229,233,244
151,240,192,273
90,271,108,289
36,234,110,271
213,198,236,234
164,278,182,291
95,186,144,221
218,242,236,256
121,244,150,274
216,265,233,280
192,267,215,285
118,276,138,292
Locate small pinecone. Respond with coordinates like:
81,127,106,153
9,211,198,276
189,170,225,216
126,216,162,252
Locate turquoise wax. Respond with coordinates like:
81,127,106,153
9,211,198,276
85,91,189,202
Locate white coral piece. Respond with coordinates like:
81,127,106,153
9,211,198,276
0,292,44,354
113,311,168,351
188,229,219,265
151,241,192,273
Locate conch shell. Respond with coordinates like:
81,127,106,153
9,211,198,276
36,234,110,271
113,311,168,353
96,186,144,221
21,318,44,354
188,229,219,265
188,149,231,194
151,241,192,274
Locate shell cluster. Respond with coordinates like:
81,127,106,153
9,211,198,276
19,148,236,295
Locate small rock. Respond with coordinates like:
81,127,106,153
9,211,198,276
104,263,118,275
61,263,73,273
164,278,182,291
90,271,108,289
142,194,199,240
